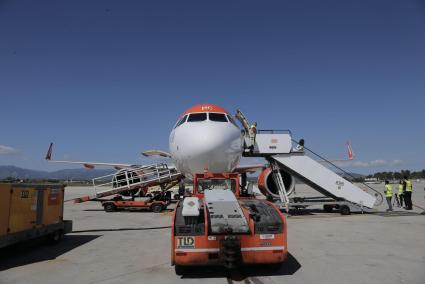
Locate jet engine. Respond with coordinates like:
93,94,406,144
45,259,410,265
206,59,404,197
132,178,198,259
257,167,295,199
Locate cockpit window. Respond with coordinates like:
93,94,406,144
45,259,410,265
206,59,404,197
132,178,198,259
209,113,228,122
187,113,207,122
174,115,187,128
227,115,238,127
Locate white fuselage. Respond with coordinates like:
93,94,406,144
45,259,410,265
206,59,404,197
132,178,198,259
169,112,243,178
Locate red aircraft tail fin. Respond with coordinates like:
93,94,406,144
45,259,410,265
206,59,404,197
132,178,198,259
347,141,354,160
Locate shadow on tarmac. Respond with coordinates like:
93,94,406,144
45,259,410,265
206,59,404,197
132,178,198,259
179,252,301,281
0,234,100,271
287,207,382,216
288,208,336,216
372,211,423,217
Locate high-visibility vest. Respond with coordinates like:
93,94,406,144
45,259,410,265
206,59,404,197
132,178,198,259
398,184,403,195
405,180,412,192
385,184,393,197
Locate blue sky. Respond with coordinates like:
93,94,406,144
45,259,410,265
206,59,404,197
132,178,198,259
0,0,424,174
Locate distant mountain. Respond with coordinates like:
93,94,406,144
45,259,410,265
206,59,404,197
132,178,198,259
0,166,113,180
0,165,365,182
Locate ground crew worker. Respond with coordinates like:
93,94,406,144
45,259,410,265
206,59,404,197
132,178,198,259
384,180,393,211
396,180,404,208
403,176,413,210
249,122,257,152
393,182,401,208
294,138,305,152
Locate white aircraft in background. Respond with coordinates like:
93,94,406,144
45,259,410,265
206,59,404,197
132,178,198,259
45,104,355,198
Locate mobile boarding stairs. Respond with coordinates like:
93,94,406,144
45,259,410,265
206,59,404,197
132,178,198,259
242,128,383,213
74,163,183,203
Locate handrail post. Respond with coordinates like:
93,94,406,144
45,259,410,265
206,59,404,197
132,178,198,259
125,171,130,189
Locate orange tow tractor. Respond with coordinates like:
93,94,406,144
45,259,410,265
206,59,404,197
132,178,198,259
171,173,288,274
101,191,170,213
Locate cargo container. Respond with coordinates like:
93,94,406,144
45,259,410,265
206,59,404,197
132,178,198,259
0,183,72,249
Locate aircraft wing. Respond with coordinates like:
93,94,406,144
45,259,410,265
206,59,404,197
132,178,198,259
45,143,134,170
142,149,172,158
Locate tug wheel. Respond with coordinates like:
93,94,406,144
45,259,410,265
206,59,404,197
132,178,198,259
103,202,116,212
151,204,163,213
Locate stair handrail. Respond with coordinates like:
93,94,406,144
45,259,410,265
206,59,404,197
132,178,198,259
91,163,182,197
291,138,383,206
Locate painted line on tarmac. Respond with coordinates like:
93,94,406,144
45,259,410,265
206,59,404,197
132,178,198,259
229,277,265,284
249,277,266,284
227,277,253,284
227,271,265,284
413,203,425,211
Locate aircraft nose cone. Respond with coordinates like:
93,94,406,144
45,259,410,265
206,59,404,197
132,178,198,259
191,128,229,155
189,130,241,173
172,123,243,175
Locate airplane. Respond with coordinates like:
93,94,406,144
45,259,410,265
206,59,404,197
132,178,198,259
46,104,257,176
45,104,353,199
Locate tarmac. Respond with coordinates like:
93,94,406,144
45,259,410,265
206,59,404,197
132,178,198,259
1,182,424,284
